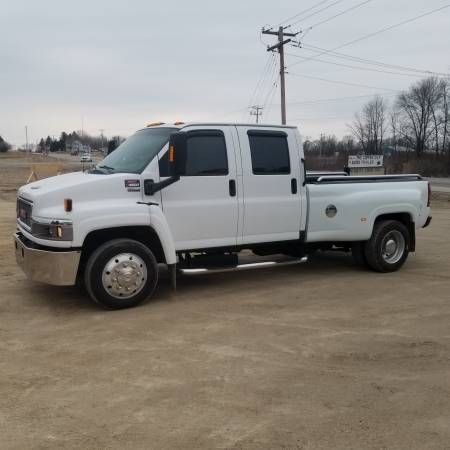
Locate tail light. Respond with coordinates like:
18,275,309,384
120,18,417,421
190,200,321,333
427,182,431,207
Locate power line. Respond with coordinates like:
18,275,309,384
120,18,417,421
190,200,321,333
300,43,450,77
246,54,274,113
286,51,438,78
263,72,280,109
306,0,375,30
284,92,398,106
275,0,338,28
289,0,346,27
290,115,354,121
290,4,450,68
288,71,401,91
333,4,450,50
266,78,280,118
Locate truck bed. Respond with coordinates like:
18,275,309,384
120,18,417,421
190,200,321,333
305,175,429,243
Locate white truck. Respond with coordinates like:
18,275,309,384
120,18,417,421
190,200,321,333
15,123,432,309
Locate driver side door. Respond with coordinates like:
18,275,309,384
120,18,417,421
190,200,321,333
157,126,240,251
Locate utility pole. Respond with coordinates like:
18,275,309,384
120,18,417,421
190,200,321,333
249,105,263,124
25,126,29,152
99,128,105,155
262,26,298,125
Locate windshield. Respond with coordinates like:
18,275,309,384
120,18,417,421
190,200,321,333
96,127,176,174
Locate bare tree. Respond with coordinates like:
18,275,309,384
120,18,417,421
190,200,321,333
439,79,449,156
349,96,387,154
396,77,444,157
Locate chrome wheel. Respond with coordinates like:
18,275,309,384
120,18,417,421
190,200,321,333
102,253,147,299
381,230,405,264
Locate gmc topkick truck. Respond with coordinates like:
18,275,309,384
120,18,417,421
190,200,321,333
15,123,432,309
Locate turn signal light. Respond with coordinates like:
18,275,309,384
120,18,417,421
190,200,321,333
64,198,72,212
169,145,175,162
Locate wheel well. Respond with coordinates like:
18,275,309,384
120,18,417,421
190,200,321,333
80,226,166,268
374,213,415,252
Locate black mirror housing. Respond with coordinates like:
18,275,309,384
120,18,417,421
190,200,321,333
167,132,187,177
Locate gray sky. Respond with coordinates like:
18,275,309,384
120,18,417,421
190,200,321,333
1,0,449,145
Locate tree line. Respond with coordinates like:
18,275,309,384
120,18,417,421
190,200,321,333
36,131,123,154
305,76,450,160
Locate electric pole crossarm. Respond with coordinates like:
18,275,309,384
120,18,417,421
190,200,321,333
262,29,298,37
267,39,291,52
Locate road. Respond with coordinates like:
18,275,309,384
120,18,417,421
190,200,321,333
1,153,450,449
427,177,450,194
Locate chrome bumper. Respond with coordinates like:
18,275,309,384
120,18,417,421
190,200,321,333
14,232,81,286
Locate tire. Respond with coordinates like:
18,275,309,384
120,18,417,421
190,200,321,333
364,220,410,273
84,238,158,309
351,242,369,268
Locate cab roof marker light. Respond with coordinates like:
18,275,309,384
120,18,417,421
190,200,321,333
146,121,165,127
174,121,185,125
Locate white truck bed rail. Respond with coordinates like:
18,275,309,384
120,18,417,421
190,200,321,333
314,174,423,184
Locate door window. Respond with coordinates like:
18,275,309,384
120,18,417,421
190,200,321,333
159,130,228,177
247,131,290,175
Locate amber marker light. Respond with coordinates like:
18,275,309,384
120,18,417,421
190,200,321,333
169,145,175,162
64,198,73,212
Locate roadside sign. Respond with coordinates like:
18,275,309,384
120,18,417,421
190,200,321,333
348,155,383,168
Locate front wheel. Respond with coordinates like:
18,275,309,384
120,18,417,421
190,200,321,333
364,220,410,273
84,238,158,309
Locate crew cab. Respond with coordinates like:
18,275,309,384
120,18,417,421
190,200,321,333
14,123,432,309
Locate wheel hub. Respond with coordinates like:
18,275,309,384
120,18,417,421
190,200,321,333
381,231,405,264
102,253,147,299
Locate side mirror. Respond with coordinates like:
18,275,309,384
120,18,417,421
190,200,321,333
167,132,187,177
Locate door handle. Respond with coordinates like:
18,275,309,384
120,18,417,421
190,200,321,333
229,179,236,197
291,178,298,194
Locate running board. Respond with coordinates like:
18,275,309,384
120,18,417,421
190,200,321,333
180,256,308,275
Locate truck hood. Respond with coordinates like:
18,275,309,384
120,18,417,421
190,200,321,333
18,171,144,220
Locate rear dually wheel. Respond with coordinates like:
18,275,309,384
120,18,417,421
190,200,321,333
364,220,410,273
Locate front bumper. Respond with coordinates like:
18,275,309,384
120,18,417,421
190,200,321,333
14,232,81,286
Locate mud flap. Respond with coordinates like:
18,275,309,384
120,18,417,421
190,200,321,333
168,264,177,291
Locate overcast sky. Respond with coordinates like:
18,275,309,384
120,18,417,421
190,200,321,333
1,0,449,145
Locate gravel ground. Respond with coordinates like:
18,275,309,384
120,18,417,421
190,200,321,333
1,153,450,449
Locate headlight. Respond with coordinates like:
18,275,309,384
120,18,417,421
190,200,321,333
31,219,73,241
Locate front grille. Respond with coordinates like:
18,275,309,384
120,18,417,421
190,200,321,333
17,197,33,228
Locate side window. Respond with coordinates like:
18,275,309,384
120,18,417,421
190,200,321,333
248,131,290,175
159,130,228,177
185,131,228,176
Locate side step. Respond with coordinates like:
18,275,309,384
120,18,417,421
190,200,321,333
180,255,308,275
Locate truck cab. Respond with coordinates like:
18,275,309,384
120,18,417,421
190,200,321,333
15,122,431,309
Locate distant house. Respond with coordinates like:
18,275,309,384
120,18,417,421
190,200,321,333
67,140,91,155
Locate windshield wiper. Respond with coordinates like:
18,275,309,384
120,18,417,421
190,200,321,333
98,165,115,172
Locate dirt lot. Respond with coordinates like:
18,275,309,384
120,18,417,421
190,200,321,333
1,153,450,449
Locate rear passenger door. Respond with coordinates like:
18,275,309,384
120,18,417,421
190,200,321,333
237,127,302,244
158,126,239,250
